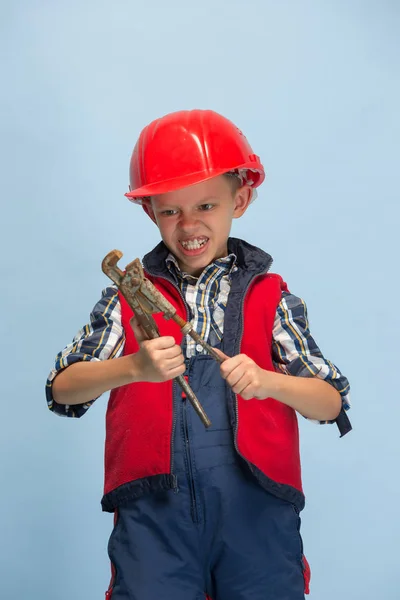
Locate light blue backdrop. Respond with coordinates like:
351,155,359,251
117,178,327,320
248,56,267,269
1,1,399,598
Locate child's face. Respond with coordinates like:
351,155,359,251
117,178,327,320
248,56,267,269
147,175,252,276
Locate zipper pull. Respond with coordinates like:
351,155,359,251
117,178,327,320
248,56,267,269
173,474,180,494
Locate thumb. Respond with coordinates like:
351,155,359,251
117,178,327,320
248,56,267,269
129,315,149,344
212,347,229,362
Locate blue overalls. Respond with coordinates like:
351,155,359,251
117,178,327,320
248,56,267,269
107,345,306,599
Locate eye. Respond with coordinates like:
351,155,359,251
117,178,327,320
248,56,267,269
160,209,178,216
199,203,214,211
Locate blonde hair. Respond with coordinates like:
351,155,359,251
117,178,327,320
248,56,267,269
223,171,243,195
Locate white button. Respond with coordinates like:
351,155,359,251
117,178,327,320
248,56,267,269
199,283,206,290
198,307,205,313
196,344,203,352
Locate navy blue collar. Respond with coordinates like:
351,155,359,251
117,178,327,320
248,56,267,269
142,237,273,279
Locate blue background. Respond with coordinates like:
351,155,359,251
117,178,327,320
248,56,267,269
1,1,399,598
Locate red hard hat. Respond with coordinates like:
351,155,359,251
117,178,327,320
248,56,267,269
125,109,265,203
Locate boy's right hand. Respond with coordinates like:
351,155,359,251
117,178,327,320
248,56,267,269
130,316,185,383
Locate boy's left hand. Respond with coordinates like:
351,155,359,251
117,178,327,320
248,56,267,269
213,349,269,400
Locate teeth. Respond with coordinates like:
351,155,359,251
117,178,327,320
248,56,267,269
181,238,208,250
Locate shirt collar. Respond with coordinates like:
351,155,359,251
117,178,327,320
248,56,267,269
166,252,238,283
142,238,273,279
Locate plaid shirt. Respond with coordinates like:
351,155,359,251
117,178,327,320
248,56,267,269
46,255,351,423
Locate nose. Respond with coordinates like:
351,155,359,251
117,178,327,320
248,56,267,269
178,212,199,231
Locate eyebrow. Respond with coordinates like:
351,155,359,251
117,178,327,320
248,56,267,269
155,196,219,210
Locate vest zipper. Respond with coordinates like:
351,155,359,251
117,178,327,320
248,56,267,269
183,391,199,523
171,380,179,486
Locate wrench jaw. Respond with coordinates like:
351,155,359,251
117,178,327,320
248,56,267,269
102,250,125,286
124,258,143,291
125,258,143,277
122,255,177,320
107,249,123,267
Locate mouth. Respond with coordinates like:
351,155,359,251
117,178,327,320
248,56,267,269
178,236,209,255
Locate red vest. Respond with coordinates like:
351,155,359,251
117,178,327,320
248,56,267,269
104,271,302,502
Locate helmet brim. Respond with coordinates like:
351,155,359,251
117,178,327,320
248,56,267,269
125,164,264,203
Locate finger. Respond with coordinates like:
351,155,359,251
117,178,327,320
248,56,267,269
158,345,184,360
212,347,230,362
168,363,186,379
145,336,177,351
163,354,185,371
220,355,244,378
130,315,149,343
230,373,252,397
228,368,247,391
157,362,186,381
220,356,244,382
238,383,254,400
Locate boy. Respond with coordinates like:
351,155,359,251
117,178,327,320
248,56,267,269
46,109,351,600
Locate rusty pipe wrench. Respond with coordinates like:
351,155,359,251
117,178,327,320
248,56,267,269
101,250,214,428
117,256,226,364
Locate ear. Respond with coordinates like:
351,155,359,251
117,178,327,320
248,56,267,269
233,186,253,219
142,201,158,225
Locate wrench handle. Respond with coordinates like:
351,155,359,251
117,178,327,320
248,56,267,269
175,375,211,428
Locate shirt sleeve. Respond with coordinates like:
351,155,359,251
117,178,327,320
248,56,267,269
46,286,125,418
272,291,351,434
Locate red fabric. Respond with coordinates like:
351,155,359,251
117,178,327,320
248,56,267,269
104,277,184,495
104,272,303,499
303,554,311,594
236,274,303,492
